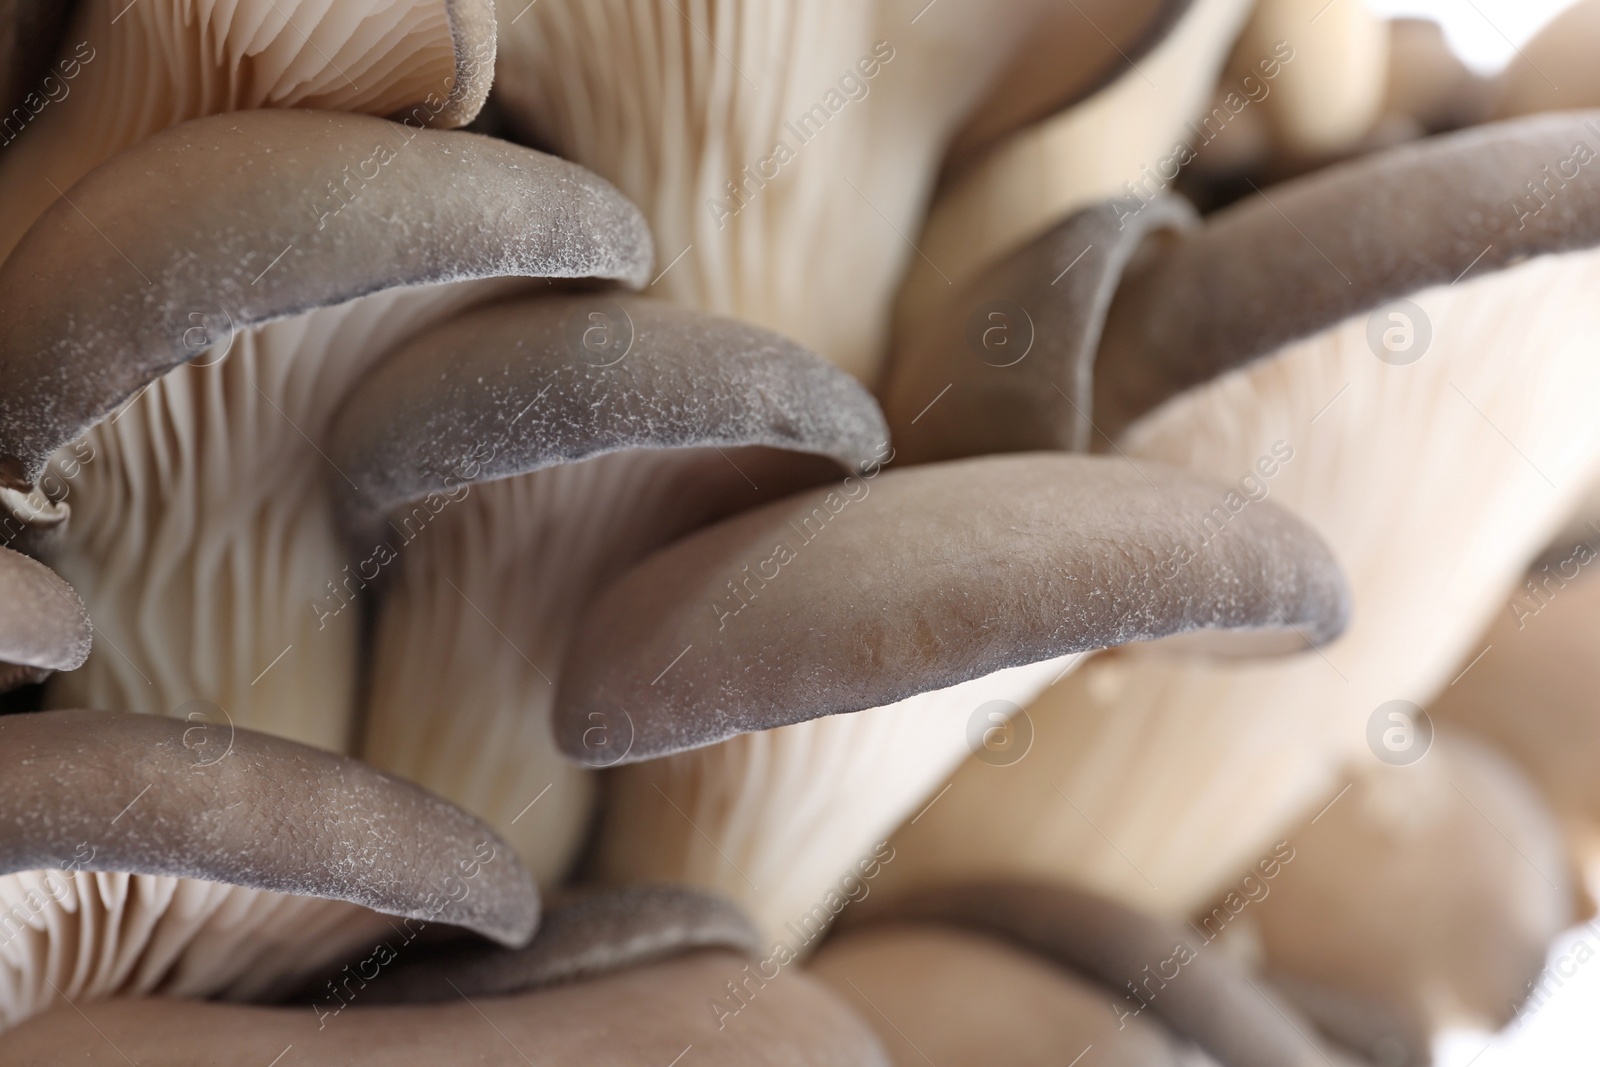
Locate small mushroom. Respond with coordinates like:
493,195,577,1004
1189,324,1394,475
0,545,90,692
0,0,496,258
1381,18,1495,136
0,709,538,1030
0,107,651,751
814,880,1367,1067
327,293,885,879
570,452,1348,940
1207,734,1575,1066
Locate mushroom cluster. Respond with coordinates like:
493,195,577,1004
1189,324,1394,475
2,0,1599,1062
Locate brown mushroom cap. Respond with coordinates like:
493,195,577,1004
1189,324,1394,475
556,452,1349,763
0,710,539,946
0,107,652,489
328,294,887,535
1095,111,1600,438
345,883,763,1003
885,194,1195,462
858,881,1347,1067
811,923,1208,1066
0,951,891,1065
0,545,90,690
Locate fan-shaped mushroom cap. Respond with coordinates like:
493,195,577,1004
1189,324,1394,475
1432,539,1600,865
0,0,497,258
0,710,538,943
0,108,651,489
558,453,1348,762
1,951,891,1065
326,294,883,878
0,709,538,1031
811,924,1210,1066
1211,734,1573,1065
347,883,763,1003
876,112,1600,918
577,451,1346,942
1495,0,1600,119
885,194,1195,461
0,546,90,691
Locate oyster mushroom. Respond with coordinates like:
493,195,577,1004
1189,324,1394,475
0,709,537,1031
326,293,885,877
0,107,651,752
0,546,91,692
813,881,1367,1066
2,887,889,1065
568,452,1349,940
877,111,1600,917
0,0,497,259
1380,18,1495,137
1206,733,1575,1066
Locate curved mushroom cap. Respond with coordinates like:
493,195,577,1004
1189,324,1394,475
885,194,1195,462
0,546,90,690
1095,111,1600,438
557,452,1349,763
0,710,538,946
1496,0,1600,119
1227,734,1573,1062
0,106,653,489
810,924,1209,1066
1432,546,1600,855
329,294,887,533
0,0,499,257
842,881,1353,1067
345,883,763,1003
0,951,891,1066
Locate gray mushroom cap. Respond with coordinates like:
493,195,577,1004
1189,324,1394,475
327,293,888,539
343,883,764,1004
886,194,1195,462
0,107,653,489
0,710,540,947
555,452,1351,763
1095,111,1600,439
0,545,90,690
